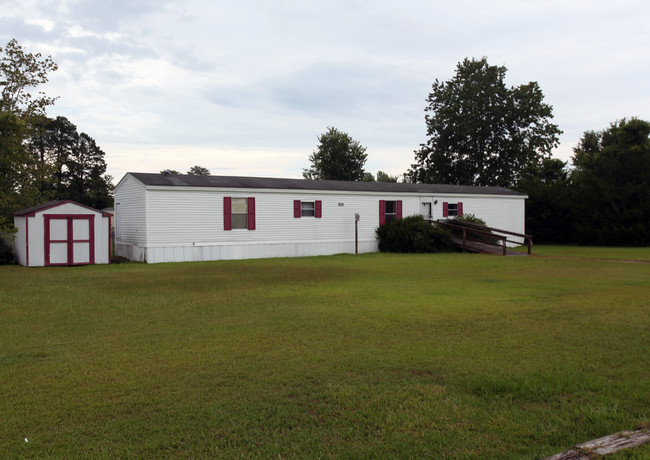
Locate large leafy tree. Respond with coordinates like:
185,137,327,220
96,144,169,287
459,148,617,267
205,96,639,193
66,132,113,209
27,116,113,209
409,57,561,187
28,115,77,193
1,39,58,235
303,127,368,181
1,38,58,117
0,112,38,231
571,118,650,245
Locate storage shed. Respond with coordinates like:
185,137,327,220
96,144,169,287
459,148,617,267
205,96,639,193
114,172,527,264
13,200,112,267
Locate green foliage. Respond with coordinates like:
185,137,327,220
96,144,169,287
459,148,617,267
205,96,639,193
376,215,456,253
1,40,112,233
449,213,486,227
0,233,15,264
360,171,399,182
1,38,60,233
0,111,46,233
409,57,561,187
28,115,77,193
187,165,210,175
0,112,26,232
376,170,399,182
512,118,650,246
516,158,573,244
66,132,112,208
571,118,650,245
27,116,113,209
0,38,58,117
303,127,368,181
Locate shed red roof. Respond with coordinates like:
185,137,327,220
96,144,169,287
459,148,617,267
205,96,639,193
14,200,111,217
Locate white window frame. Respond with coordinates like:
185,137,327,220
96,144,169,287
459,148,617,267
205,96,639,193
231,197,248,229
385,200,397,223
301,201,315,217
447,203,459,217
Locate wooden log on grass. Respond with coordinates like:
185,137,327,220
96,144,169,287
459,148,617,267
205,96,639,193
544,428,650,459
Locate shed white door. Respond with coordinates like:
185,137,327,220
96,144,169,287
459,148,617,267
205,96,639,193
44,215,95,266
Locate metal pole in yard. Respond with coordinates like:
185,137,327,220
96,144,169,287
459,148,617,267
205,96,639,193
355,213,360,255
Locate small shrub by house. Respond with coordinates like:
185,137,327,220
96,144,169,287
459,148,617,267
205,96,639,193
376,215,456,253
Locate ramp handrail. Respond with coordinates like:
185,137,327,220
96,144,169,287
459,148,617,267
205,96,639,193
437,220,533,255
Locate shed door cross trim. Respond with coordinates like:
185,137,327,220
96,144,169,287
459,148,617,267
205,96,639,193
44,214,95,266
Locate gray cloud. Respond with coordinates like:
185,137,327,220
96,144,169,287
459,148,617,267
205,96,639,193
55,0,169,33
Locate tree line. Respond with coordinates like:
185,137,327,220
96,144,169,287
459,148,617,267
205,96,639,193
2,38,648,249
304,58,649,246
520,118,650,245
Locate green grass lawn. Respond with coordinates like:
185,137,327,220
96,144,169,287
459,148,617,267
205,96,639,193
517,244,650,261
1,251,648,458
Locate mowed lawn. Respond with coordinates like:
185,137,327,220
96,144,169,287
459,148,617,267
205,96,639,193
1,251,648,458
524,245,650,262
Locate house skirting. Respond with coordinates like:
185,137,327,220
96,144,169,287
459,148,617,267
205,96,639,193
116,239,379,264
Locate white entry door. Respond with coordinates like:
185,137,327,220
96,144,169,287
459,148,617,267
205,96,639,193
45,215,95,266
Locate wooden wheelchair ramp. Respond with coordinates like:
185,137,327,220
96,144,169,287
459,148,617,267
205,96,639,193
437,220,533,256
451,237,529,256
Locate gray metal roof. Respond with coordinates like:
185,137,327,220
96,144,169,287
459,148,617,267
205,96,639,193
127,172,525,196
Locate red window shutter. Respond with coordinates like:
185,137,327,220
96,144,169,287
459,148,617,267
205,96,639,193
315,200,322,218
458,202,463,217
442,202,448,218
247,197,256,230
294,200,301,218
396,200,402,220
379,200,386,226
224,197,232,230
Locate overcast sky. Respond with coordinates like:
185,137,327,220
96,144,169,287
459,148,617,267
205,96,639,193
3,0,649,182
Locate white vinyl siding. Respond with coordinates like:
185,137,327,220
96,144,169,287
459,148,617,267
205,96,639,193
145,189,220,245
146,190,376,246
114,175,147,244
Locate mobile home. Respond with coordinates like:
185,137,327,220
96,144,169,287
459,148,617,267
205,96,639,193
114,173,526,263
